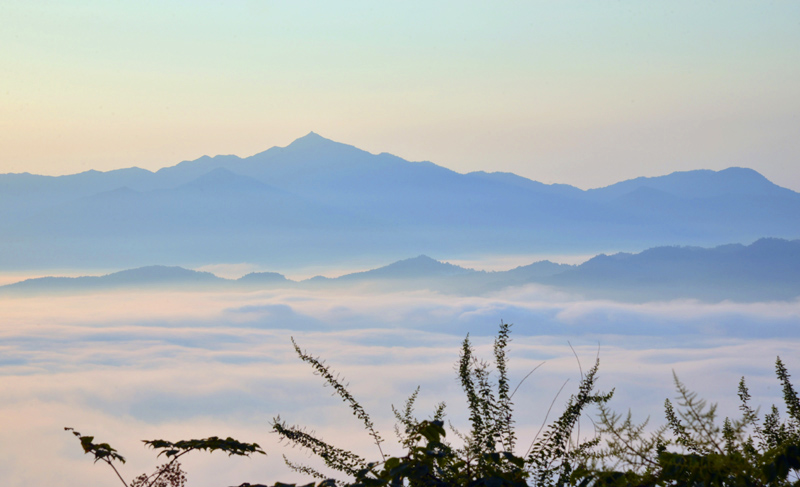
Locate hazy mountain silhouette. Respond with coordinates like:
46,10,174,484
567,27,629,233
1,265,295,295
238,271,289,281
335,255,473,280
1,266,223,294
585,167,794,200
5,239,798,302
1,133,799,269
546,238,800,301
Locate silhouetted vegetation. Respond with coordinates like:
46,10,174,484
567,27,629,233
68,323,800,486
64,428,264,487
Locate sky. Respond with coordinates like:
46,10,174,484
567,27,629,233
2,1,799,190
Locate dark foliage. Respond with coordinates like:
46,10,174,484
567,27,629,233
580,357,800,486
65,428,264,487
275,322,611,487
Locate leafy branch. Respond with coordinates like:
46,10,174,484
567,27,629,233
65,427,130,487
290,337,386,462
65,428,264,487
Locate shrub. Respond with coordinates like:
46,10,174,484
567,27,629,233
577,358,800,486
272,322,612,487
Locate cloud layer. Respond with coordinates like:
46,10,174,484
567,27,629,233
1,286,799,486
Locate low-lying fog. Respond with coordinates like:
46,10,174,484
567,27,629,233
2,284,799,486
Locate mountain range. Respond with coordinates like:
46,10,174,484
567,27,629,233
4,238,799,302
2,133,799,270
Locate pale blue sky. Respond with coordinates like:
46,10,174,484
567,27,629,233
2,1,799,189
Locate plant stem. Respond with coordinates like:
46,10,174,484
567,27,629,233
106,459,130,487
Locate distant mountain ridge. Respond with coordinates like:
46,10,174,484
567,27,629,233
1,266,223,293
336,255,474,280
1,133,799,270
548,237,800,301
4,239,799,302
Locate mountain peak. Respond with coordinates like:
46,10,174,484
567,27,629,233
590,166,792,200
287,131,335,148
244,132,374,165
371,255,472,277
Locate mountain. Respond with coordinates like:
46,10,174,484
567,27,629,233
1,266,224,294
2,239,799,302
1,133,799,270
546,238,800,301
299,238,800,301
585,167,795,201
335,255,474,280
237,271,291,286
0,265,295,294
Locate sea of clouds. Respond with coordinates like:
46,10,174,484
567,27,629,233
2,284,799,486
